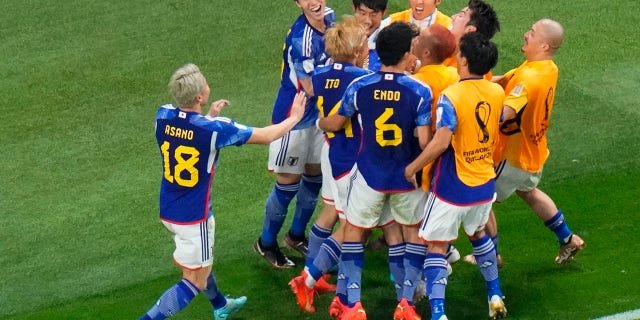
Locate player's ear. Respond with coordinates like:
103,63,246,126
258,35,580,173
465,25,477,33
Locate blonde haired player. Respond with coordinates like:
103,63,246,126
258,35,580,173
140,64,306,320
288,15,372,315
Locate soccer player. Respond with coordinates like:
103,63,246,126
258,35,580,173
381,0,453,75
383,0,452,30
288,15,372,314
254,0,335,269
321,21,433,320
443,0,500,70
140,64,306,320
411,23,459,193
491,19,586,264
352,0,389,72
404,33,507,320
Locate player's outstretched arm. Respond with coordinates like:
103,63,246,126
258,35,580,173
247,92,307,145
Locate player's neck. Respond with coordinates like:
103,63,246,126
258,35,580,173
380,65,406,73
306,15,326,33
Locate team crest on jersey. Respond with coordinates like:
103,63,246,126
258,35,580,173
287,157,299,166
179,111,187,118
510,84,524,97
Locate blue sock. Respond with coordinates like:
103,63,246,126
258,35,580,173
336,262,348,305
140,279,200,320
388,243,405,301
403,243,427,304
308,236,341,281
340,241,364,306
203,273,227,310
544,210,573,244
289,174,322,238
260,182,299,247
471,235,502,298
424,253,448,320
492,233,500,255
306,223,333,264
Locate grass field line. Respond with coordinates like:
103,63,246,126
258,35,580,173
592,309,640,320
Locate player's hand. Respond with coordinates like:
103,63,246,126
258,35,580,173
208,99,230,117
406,54,421,74
404,165,419,188
289,92,307,122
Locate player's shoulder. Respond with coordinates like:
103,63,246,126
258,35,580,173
324,6,336,23
343,64,373,77
399,73,433,94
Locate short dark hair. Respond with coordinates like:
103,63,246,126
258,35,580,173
459,33,498,76
352,0,388,12
376,21,416,66
468,0,500,39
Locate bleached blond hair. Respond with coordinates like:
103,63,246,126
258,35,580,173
168,63,205,108
324,15,368,62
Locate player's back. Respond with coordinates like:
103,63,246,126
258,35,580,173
313,63,371,178
341,72,431,192
431,79,503,205
155,105,252,224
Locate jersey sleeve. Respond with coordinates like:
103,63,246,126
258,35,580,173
196,116,253,149
504,83,529,114
290,35,314,81
337,81,359,118
435,94,457,132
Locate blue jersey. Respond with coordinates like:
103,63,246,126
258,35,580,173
366,27,382,72
312,62,372,178
339,72,432,192
272,8,336,130
155,104,253,224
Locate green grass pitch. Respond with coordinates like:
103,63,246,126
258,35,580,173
0,0,638,319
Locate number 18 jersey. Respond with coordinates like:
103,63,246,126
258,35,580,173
155,104,253,224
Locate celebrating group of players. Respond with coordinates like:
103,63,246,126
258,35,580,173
140,0,586,319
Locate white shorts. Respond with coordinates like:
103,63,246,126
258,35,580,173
345,166,427,229
494,160,542,202
320,141,354,218
419,192,494,242
162,216,215,270
268,126,323,174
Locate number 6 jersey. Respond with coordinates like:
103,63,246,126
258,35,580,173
338,72,432,192
155,104,253,224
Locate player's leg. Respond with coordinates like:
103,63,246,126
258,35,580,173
390,190,427,319
289,208,339,313
465,203,506,319
516,187,585,264
464,209,503,267
257,131,308,268
340,168,383,318
381,221,405,302
287,127,324,253
419,193,462,320
141,219,216,319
